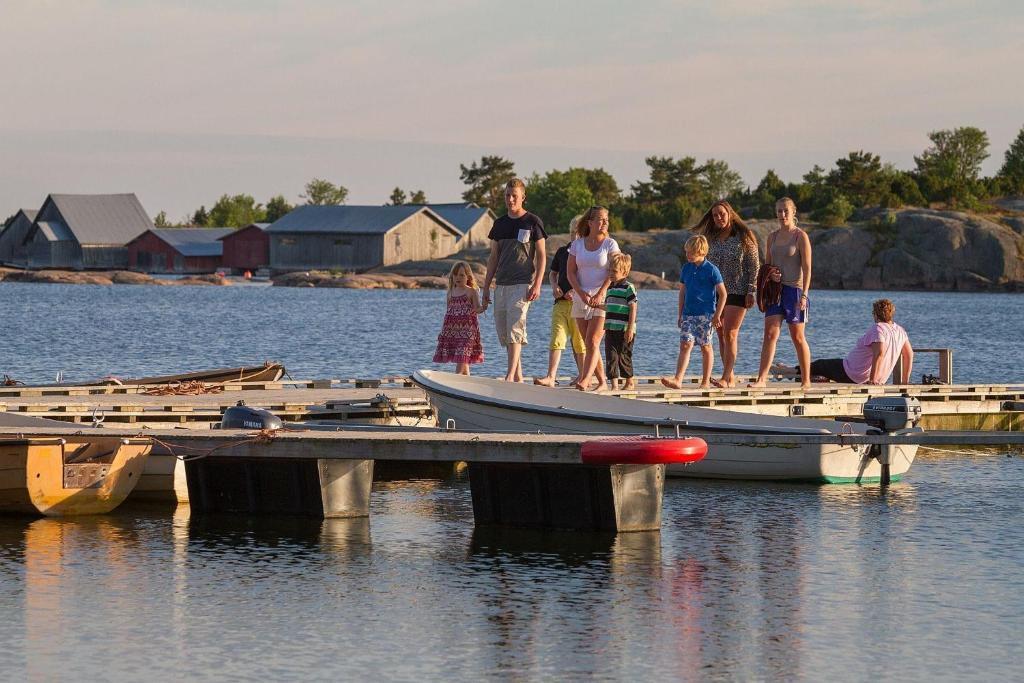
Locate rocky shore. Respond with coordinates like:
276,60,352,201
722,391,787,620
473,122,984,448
0,269,230,286
3,207,1022,291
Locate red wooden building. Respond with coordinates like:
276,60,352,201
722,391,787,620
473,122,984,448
127,228,233,273
219,223,269,274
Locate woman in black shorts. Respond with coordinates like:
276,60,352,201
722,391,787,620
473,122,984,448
692,200,760,387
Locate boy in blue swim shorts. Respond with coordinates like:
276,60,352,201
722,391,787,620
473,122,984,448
661,235,727,389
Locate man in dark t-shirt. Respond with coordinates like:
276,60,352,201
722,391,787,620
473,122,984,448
481,178,547,382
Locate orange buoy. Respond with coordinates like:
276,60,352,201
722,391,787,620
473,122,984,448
580,436,707,465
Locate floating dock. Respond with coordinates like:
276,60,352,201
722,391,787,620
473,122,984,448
1,376,1021,431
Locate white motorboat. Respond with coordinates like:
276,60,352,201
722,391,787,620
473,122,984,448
411,370,919,483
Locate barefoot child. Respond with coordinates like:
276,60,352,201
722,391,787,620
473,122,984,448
601,252,638,390
433,261,486,374
661,235,726,389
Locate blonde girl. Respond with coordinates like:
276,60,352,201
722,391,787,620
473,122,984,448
748,197,813,389
433,261,486,374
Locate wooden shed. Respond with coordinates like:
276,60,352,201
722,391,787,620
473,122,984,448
422,203,495,250
24,193,154,270
267,205,461,273
127,228,233,273
219,223,269,273
0,209,38,266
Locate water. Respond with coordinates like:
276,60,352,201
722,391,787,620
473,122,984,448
0,282,1022,679
1,282,1022,384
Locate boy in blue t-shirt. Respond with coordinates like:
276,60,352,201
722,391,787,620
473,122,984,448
660,235,727,389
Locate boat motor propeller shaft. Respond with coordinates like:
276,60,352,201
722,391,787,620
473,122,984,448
863,395,923,486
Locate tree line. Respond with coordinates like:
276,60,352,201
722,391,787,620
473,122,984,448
148,123,1024,231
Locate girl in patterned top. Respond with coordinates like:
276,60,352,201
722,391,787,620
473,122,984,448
433,261,487,374
691,200,760,387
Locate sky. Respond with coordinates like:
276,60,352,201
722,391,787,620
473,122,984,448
1,0,1022,221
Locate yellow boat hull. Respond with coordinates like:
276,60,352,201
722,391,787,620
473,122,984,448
0,436,151,516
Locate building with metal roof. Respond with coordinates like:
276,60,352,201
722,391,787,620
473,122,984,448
418,203,495,250
0,209,39,266
266,205,461,272
24,193,155,269
127,227,234,273
219,223,270,274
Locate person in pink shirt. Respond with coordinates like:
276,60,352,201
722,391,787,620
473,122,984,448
771,299,914,384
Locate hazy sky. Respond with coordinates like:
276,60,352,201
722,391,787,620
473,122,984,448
1,0,1022,220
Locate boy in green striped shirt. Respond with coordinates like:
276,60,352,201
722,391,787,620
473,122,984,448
600,252,638,390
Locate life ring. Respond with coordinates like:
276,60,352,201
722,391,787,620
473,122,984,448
580,436,707,465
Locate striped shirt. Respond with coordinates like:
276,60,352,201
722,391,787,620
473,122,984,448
604,279,637,331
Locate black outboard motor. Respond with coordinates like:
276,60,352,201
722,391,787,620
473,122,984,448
863,395,922,432
220,400,283,431
862,395,922,485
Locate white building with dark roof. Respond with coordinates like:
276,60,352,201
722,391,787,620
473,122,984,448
24,193,154,269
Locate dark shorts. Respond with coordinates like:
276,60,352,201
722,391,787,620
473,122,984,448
764,284,807,324
604,329,634,379
725,293,747,308
803,358,853,383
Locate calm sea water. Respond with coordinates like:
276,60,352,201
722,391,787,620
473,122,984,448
0,281,1022,384
0,282,1022,680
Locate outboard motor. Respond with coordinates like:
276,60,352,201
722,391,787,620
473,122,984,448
863,395,922,432
220,400,283,431
862,395,923,485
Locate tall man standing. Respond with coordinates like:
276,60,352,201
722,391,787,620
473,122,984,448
481,178,547,382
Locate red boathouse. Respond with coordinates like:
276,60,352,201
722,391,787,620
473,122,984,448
219,223,269,274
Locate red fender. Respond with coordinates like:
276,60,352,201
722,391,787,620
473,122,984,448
580,436,707,465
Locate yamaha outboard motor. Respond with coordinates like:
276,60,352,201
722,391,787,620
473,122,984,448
220,400,283,431
863,395,922,485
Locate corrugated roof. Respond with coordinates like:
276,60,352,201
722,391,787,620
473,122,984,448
425,204,491,235
48,193,154,245
266,205,459,236
35,220,76,241
148,228,234,256
218,223,269,241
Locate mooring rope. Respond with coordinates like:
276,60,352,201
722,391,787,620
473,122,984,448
149,428,279,462
144,380,225,396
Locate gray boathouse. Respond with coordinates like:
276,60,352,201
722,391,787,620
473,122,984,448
24,193,154,270
0,209,39,266
267,205,461,272
420,203,495,250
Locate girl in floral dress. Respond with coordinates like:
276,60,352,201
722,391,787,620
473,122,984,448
433,261,486,374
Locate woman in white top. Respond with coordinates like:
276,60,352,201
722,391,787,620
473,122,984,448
567,206,619,391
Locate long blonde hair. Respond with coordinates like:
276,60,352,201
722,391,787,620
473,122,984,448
690,199,759,252
576,206,608,238
446,261,477,294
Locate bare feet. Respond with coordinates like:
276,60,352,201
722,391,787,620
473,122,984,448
800,382,812,390
710,378,729,389
747,379,767,388
698,383,711,389
532,376,555,387
660,377,683,389
623,379,636,390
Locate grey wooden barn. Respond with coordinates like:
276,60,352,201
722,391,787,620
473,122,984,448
420,203,495,250
267,205,461,272
0,209,38,266
24,193,154,270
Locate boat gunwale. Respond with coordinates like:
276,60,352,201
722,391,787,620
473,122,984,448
412,370,839,436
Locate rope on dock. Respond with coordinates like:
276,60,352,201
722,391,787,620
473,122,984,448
149,428,279,461
144,380,225,396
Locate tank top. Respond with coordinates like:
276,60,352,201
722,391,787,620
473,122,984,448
769,228,804,287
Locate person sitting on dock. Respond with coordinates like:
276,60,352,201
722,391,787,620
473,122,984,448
771,298,913,385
